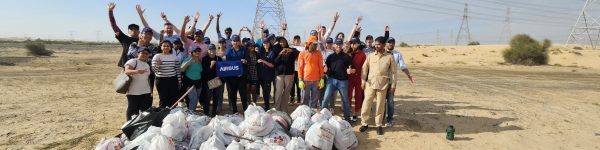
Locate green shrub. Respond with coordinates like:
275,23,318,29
25,42,54,56
399,42,409,47
467,41,480,45
502,34,549,65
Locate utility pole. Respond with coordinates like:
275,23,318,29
455,3,472,45
500,7,512,44
566,0,600,49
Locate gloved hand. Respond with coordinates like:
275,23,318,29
299,80,305,89
319,78,325,89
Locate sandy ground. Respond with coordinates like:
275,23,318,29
0,43,599,150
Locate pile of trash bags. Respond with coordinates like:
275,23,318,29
95,103,358,150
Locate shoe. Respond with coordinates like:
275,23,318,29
352,116,358,122
377,127,384,135
385,122,393,127
359,125,369,132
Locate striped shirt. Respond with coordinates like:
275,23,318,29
152,53,181,79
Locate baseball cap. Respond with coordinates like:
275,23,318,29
310,30,318,36
203,37,211,44
326,37,333,43
218,37,226,43
351,37,360,43
208,44,216,50
231,34,240,41
334,38,344,45
387,37,396,43
141,27,153,34
194,29,204,35
191,46,202,52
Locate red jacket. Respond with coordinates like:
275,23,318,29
349,50,366,81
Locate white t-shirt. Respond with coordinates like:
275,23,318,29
125,59,151,95
292,45,305,71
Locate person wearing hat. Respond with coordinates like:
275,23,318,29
203,37,211,45
255,20,269,49
180,46,203,112
347,37,367,122
201,44,224,117
152,40,182,108
257,38,276,110
360,36,398,135
170,37,186,64
108,2,140,68
225,34,250,113
384,37,414,127
135,5,182,43
123,48,152,121
217,37,227,59
297,41,325,109
215,12,233,50
321,37,354,122
180,16,208,60
245,41,260,106
320,37,337,110
128,27,159,93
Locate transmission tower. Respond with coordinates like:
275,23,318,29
455,3,472,45
500,7,512,44
253,0,288,39
566,0,600,49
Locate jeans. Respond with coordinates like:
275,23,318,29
385,91,395,122
302,81,320,108
156,76,179,108
126,93,152,121
186,83,202,112
320,75,336,109
321,78,351,120
260,80,273,110
201,80,224,117
225,76,248,113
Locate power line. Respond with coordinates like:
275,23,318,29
456,3,472,45
443,0,575,20
478,0,580,16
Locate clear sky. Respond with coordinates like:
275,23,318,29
0,0,591,45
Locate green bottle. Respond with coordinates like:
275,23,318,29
446,125,455,140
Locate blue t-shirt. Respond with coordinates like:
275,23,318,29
181,57,203,80
225,47,248,61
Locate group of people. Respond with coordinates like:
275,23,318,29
109,3,414,135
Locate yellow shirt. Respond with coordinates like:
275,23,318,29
361,50,398,90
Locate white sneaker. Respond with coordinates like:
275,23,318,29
385,122,393,127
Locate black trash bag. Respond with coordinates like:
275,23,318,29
121,107,170,140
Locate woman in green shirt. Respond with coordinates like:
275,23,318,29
181,46,203,112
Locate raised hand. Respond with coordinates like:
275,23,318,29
216,12,222,18
260,20,265,29
108,2,116,11
356,16,363,24
183,15,191,24
357,26,363,33
209,14,214,20
333,12,340,22
282,23,287,30
135,4,145,15
193,12,200,22
160,29,165,35
160,12,167,20
385,25,390,32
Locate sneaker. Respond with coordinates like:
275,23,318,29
385,122,393,127
377,127,384,135
359,125,369,132
351,116,358,122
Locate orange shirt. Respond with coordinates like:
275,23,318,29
297,50,324,81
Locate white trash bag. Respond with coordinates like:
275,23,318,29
310,112,327,124
189,125,213,149
290,105,312,120
245,113,275,137
305,121,336,150
187,114,211,138
263,128,291,146
94,137,122,150
226,140,244,150
199,131,227,150
286,137,308,150
320,108,333,120
244,103,265,119
123,126,161,150
149,135,175,150
161,111,189,142
329,116,358,150
290,117,313,137
223,114,244,126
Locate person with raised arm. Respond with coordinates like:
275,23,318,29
108,2,140,68
215,12,233,50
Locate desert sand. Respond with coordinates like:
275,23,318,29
0,43,599,149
